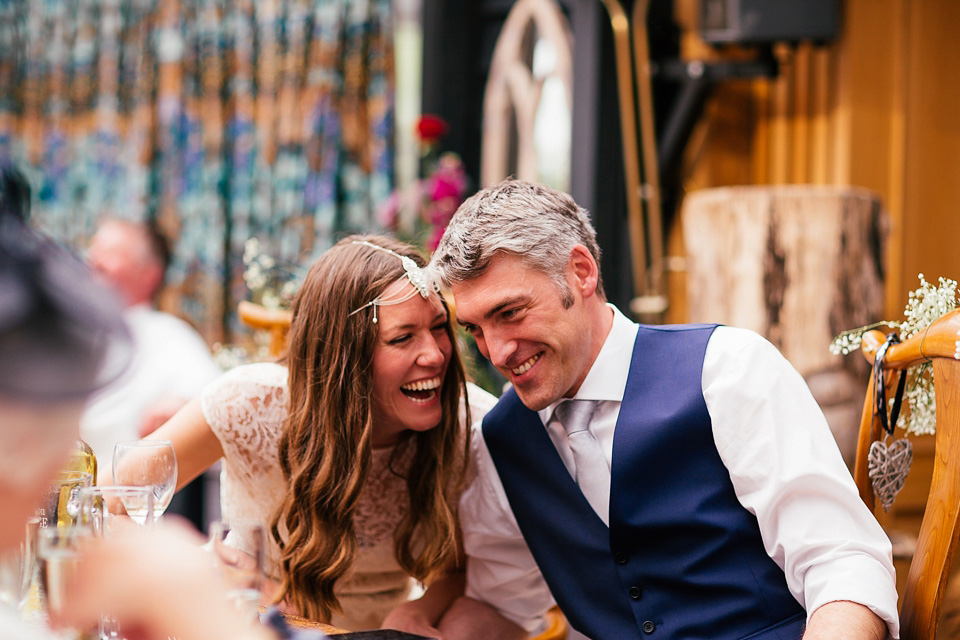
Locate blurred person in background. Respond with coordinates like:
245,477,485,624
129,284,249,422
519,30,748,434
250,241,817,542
84,218,221,528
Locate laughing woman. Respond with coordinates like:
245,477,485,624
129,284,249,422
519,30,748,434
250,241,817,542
144,235,496,635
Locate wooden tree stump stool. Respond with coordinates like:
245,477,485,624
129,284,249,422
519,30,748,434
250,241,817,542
682,185,887,465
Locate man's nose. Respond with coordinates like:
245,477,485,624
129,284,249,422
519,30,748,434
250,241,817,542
485,330,518,369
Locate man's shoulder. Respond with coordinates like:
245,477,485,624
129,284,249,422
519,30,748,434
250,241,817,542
705,325,779,357
484,387,533,428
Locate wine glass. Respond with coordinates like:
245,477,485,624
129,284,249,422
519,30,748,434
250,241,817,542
112,440,177,521
207,520,265,621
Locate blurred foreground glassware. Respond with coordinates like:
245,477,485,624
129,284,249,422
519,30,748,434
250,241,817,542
208,520,265,622
112,441,177,521
0,517,39,615
78,486,154,640
38,470,93,529
36,525,95,638
79,486,155,531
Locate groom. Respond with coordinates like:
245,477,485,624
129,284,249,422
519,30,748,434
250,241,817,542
430,179,899,639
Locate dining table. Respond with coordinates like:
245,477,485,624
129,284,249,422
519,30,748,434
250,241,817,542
261,609,433,638
273,609,345,634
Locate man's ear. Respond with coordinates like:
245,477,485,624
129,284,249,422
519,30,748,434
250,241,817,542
568,245,600,298
140,260,165,302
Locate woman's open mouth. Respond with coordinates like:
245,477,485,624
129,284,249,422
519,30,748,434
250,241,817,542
400,376,442,403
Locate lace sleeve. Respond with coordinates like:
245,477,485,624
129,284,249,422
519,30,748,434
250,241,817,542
200,362,289,503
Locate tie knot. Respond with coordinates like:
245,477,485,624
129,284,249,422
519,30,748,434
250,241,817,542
555,399,598,435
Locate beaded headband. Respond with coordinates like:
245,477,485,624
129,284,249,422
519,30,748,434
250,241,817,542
347,240,437,323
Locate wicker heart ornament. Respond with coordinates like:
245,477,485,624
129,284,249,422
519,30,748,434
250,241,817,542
868,437,913,512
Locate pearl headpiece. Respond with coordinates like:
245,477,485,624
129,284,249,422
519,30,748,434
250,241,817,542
348,240,437,323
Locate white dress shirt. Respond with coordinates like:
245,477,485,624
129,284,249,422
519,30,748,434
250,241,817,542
461,305,900,638
80,304,221,471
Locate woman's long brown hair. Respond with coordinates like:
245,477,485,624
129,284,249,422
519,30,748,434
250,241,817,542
271,234,470,621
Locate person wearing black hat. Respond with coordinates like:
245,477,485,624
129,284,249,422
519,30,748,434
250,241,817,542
0,170,286,640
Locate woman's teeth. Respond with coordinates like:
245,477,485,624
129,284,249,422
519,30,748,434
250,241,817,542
512,353,541,375
401,376,441,392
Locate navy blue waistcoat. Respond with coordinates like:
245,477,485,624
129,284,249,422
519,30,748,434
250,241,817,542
482,324,805,640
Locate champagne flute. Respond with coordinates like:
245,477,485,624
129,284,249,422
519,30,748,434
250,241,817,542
207,520,265,621
36,525,92,630
78,486,153,639
0,517,38,613
112,440,177,521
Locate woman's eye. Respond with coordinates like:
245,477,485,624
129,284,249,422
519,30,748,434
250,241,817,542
431,323,447,333
389,334,411,345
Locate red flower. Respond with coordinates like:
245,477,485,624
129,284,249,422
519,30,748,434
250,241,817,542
415,115,449,145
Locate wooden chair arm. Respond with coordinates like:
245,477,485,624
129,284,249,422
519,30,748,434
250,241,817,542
237,300,293,330
854,308,960,639
859,309,960,370
237,301,292,357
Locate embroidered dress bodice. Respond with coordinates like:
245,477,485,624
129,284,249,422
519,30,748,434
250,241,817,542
200,362,495,629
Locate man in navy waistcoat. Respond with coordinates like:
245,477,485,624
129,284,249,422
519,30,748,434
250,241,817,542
429,179,899,640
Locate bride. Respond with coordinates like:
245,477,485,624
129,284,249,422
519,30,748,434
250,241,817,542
147,234,497,635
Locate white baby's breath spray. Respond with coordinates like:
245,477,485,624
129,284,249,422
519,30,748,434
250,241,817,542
830,274,959,436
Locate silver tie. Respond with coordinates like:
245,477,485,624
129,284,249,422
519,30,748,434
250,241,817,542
555,399,610,520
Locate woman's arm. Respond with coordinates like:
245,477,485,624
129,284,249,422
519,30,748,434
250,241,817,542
146,397,224,490
380,570,466,639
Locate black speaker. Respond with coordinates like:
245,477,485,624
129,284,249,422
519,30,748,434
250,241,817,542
700,0,839,45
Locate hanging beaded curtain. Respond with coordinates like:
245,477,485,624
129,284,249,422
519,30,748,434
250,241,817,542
0,0,394,344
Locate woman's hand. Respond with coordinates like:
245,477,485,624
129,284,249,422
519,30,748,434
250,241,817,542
380,571,467,640
51,518,275,640
381,601,445,639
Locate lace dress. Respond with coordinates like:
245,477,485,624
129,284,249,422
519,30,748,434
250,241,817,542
200,362,497,630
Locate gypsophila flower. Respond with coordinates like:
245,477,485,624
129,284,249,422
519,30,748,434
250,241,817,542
828,321,899,355
211,342,252,372
831,274,959,436
241,238,302,310
900,274,958,339
896,366,937,435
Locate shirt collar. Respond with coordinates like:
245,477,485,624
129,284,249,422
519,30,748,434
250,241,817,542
539,304,639,424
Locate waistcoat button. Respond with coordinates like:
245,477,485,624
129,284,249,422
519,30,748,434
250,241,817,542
642,620,656,633
615,552,628,564
628,586,642,599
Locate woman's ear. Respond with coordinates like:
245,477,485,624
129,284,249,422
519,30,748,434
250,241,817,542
568,245,600,298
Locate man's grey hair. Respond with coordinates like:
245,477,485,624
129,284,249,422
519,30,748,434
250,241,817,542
430,179,605,307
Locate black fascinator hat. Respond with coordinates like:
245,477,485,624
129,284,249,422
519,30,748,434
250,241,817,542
0,166,132,401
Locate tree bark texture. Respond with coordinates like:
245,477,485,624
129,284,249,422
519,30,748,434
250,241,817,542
682,186,887,464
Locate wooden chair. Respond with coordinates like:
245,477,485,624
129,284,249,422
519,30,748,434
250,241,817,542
853,309,960,639
237,300,292,357
531,606,566,640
